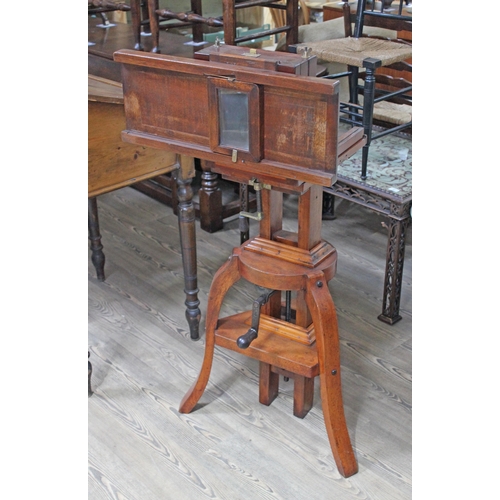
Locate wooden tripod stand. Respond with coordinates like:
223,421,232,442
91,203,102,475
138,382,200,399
115,48,366,478
179,181,358,477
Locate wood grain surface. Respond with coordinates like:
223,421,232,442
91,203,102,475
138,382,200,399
88,77,180,198
89,185,411,499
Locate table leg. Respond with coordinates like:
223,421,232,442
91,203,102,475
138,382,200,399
88,351,93,397
88,197,105,282
378,216,410,325
176,156,201,340
322,191,336,220
199,162,223,233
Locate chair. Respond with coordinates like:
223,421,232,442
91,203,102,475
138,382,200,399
147,0,224,53
88,0,148,51
294,0,412,179
147,0,301,54
222,0,299,50
268,0,310,49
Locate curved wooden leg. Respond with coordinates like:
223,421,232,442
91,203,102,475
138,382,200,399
305,272,358,478
179,253,241,413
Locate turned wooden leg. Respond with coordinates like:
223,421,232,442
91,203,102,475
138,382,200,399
199,162,223,233
222,0,237,45
147,0,160,53
88,351,93,397
140,0,150,34
259,362,279,406
305,272,358,478
179,253,241,413
190,0,204,43
88,197,105,281
176,157,201,340
378,216,410,325
360,59,381,180
130,0,144,50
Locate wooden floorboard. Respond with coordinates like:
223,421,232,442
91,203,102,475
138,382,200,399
89,184,412,499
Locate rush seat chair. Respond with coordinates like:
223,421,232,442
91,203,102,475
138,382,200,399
295,0,412,179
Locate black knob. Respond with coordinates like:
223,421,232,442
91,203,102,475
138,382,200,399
237,328,258,349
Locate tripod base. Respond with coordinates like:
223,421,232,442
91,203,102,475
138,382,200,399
179,239,358,477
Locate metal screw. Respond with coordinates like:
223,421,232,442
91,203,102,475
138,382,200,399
316,281,323,288
331,369,337,375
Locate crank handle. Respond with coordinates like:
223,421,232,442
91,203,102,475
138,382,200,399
236,290,277,349
237,327,258,349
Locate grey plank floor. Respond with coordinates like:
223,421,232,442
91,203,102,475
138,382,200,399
88,181,411,499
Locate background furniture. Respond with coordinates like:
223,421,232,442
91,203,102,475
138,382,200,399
324,129,411,324
222,0,298,49
271,0,310,28
88,74,201,339
88,9,411,325
88,0,147,50
89,15,250,233
299,0,411,179
148,0,223,53
281,0,411,324
324,0,412,37
88,12,205,80
323,0,412,132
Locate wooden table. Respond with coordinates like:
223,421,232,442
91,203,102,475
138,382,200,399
89,16,247,233
324,142,412,325
88,75,201,339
